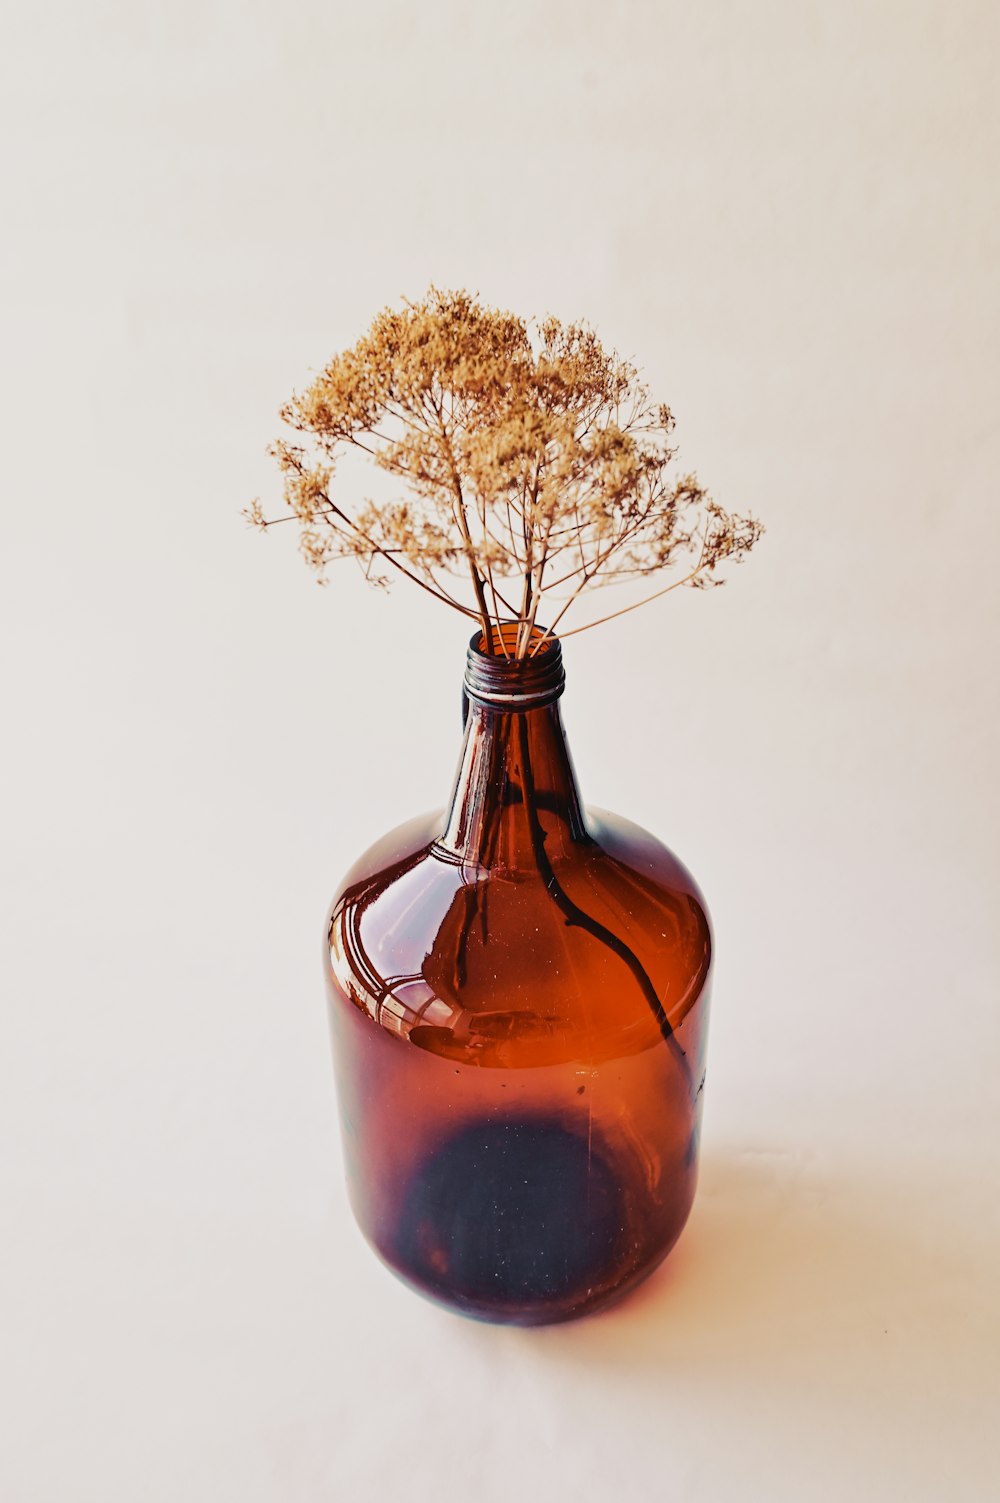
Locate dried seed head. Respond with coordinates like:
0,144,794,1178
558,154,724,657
248,287,763,654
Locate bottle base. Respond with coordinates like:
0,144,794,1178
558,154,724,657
352,1115,691,1326
366,1227,680,1327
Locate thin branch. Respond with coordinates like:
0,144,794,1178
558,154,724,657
533,537,712,651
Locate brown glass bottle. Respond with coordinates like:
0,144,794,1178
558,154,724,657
324,626,712,1325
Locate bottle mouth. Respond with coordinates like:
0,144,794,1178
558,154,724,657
463,624,565,709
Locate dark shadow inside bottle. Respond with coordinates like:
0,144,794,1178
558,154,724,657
390,1117,629,1320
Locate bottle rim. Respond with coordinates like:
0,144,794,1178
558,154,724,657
463,623,565,709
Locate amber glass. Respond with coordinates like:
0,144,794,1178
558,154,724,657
324,626,712,1325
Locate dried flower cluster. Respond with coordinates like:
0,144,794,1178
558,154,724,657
246,287,763,658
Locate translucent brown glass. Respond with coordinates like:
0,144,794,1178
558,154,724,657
324,628,712,1325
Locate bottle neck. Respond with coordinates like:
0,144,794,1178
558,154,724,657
438,630,587,870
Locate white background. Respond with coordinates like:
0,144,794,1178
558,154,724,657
2,2,998,1498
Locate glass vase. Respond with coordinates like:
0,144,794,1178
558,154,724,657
324,625,712,1325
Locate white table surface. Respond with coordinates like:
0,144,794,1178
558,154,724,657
2,2,998,1498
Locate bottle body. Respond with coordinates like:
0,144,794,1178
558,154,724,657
324,633,712,1325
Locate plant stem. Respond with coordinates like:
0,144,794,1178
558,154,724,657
514,714,691,1084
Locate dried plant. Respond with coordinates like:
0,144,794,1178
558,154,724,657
246,287,763,658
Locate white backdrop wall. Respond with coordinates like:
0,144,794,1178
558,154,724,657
2,3,998,1499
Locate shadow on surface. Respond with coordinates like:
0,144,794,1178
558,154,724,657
515,1145,999,1380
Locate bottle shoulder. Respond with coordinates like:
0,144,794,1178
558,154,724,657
582,805,712,931
328,804,709,914
325,803,712,1067
328,808,447,907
